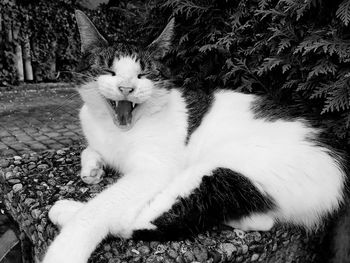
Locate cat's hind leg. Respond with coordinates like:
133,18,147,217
80,147,105,184
49,200,84,228
131,167,276,240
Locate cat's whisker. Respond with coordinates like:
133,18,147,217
58,70,96,79
49,92,82,117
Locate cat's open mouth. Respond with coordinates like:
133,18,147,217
107,99,138,129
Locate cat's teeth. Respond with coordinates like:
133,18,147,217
132,103,136,108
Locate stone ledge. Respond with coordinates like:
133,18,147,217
0,146,326,263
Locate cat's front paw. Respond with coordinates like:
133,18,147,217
80,166,105,184
49,200,84,228
42,234,86,263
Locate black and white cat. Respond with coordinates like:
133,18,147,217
43,11,347,263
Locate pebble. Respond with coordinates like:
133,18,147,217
31,209,41,219
12,183,23,192
251,253,259,261
260,252,267,261
28,164,36,170
138,245,150,255
241,244,248,254
236,256,243,262
171,242,181,251
56,149,66,155
155,244,166,254
175,256,185,263
80,187,89,194
13,156,22,161
13,166,22,173
0,159,10,168
220,243,237,257
131,248,140,255
234,229,245,239
0,145,322,262
104,244,111,251
5,171,14,180
47,178,56,186
203,237,216,246
29,155,38,162
193,246,208,261
167,248,178,259
283,240,290,246
37,164,49,170
183,251,195,262
8,179,21,184
272,243,278,251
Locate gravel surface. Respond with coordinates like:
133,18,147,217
0,146,326,263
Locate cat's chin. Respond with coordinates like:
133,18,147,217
106,99,139,130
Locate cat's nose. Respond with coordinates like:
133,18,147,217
119,87,135,96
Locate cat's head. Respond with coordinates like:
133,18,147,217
75,10,174,130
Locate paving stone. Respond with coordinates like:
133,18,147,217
0,84,83,157
50,143,65,149
10,143,30,151
35,135,50,140
58,139,73,145
23,128,38,133
0,130,11,137
63,131,77,137
16,135,33,142
47,133,61,138
41,139,58,146
39,127,53,132
0,142,9,149
12,130,27,136
1,149,17,156
7,127,21,131
1,137,16,143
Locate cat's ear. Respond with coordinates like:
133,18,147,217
148,18,175,59
75,10,108,53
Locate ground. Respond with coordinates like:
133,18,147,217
0,83,84,157
0,82,84,263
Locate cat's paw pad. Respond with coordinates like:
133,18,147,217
80,167,105,184
49,200,84,227
227,214,274,232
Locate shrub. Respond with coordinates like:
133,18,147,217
142,0,350,144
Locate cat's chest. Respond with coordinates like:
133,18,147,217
80,96,188,172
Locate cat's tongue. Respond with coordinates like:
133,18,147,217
116,100,133,126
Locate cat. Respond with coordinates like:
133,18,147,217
42,10,347,263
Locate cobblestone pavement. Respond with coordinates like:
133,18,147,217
0,83,85,157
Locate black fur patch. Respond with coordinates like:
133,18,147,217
132,168,275,241
251,96,306,122
181,89,213,143
252,96,349,161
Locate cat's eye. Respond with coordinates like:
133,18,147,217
137,73,146,79
103,69,116,76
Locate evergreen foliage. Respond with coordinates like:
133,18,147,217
143,0,350,144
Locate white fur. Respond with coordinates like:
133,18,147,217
43,56,346,263
80,147,105,184
98,56,154,105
